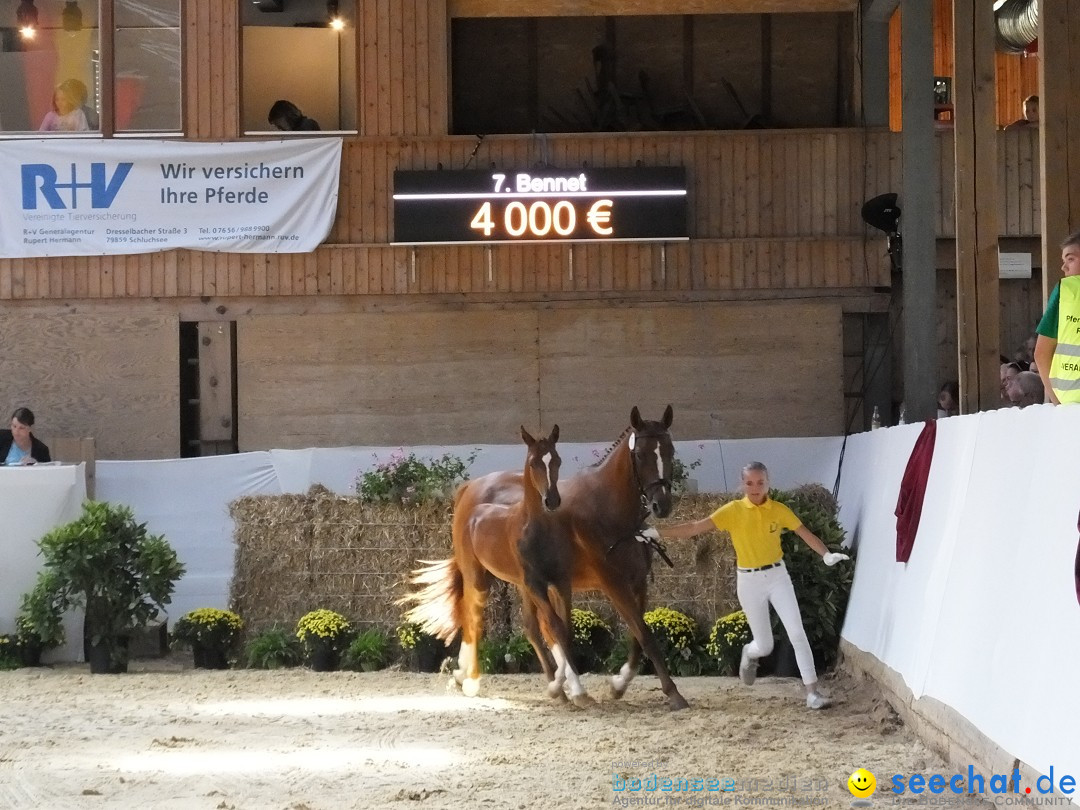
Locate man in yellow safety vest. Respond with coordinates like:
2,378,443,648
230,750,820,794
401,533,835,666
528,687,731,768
1035,231,1080,404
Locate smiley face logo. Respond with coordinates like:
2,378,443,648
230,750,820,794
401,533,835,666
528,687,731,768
848,768,876,798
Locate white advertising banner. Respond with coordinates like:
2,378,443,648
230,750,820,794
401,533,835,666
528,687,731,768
0,138,342,257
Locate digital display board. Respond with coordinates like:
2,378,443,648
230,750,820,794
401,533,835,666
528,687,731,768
393,167,687,244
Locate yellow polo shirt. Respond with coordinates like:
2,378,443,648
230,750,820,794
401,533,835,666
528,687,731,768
709,497,802,569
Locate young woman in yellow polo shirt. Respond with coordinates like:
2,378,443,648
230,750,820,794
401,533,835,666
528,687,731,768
644,461,849,709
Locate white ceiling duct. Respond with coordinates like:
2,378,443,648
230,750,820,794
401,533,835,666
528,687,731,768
995,0,1039,53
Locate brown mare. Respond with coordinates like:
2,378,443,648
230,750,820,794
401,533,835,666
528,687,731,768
403,424,593,706
405,406,689,711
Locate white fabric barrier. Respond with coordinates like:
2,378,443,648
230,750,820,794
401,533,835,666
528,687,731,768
89,437,839,625
95,453,281,622
836,404,1080,784
0,464,86,661
24,417,1080,783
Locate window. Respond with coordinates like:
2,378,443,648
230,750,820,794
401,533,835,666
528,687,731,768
0,0,180,135
241,0,356,134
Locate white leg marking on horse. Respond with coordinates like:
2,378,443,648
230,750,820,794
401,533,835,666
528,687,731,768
455,642,473,685
547,643,568,698
611,662,636,692
462,678,480,697
552,643,585,699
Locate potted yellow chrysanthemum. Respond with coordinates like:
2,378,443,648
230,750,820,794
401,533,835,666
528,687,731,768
296,609,352,672
172,608,244,669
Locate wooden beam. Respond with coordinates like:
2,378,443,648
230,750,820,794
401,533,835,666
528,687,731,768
953,0,1000,413
1039,0,1080,299
863,0,899,23
448,0,856,17
901,0,937,422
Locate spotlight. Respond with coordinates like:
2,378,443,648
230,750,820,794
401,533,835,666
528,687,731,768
17,0,38,37
328,0,344,30
861,192,903,271
62,0,83,32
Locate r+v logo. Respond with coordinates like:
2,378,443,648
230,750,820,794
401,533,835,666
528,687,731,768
21,162,133,210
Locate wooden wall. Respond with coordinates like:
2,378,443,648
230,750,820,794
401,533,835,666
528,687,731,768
360,0,449,136
888,0,1039,132
236,300,843,448
0,311,179,459
185,0,240,139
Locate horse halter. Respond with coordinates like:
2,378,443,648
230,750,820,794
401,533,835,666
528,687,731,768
628,430,672,515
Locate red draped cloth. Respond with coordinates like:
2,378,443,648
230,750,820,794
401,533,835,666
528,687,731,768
895,421,937,563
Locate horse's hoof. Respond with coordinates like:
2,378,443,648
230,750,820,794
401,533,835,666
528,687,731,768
668,694,690,711
462,678,480,697
609,680,627,700
546,680,566,699
452,668,465,686
571,693,596,709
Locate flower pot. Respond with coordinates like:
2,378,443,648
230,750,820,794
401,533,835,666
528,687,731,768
192,643,229,670
309,644,339,672
88,636,129,674
17,639,43,668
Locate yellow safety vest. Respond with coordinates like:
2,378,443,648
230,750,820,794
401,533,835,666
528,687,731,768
1050,275,1080,404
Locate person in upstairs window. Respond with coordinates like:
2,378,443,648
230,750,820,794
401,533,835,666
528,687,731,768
267,99,320,132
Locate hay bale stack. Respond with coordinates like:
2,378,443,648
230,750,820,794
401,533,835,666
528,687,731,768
228,490,745,637
230,489,453,634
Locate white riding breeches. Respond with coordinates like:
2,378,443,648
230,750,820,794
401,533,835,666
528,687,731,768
737,561,817,685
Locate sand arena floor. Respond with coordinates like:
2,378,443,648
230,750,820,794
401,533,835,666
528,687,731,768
0,661,993,810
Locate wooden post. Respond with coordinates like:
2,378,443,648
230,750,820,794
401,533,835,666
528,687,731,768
1038,0,1080,298
953,0,1000,412
861,0,899,127
901,0,937,422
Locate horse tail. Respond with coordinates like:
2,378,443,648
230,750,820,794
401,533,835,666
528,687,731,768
398,558,464,643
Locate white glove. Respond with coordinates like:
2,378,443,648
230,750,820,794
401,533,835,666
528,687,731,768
636,527,661,542
822,552,850,567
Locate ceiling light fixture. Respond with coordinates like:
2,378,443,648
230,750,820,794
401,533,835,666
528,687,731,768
17,0,38,38
328,0,344,30
62,0,83,32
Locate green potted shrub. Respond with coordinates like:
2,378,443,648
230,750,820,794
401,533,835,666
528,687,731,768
642,606,705,676
344,627,391,672
502,632,536,674
23,501,184,674
244,626,302,670
15,573,66,667
0,635,19,671
396,621,444,672
570,608,614,674
705,610,752,676
172,608,244,669
477,637,507,675
296,609,351,672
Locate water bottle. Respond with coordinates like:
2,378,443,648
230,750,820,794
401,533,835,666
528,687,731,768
871,406,882,430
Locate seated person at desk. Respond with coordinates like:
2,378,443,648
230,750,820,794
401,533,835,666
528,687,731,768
1,407,51,466
267,99,320,131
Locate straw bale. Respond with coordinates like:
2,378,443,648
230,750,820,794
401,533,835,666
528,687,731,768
228,492,745,639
